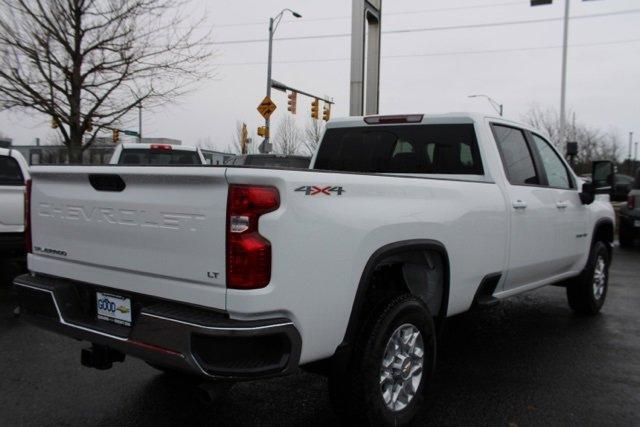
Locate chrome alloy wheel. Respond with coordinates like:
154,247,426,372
379,323,424,412
592,255,607,300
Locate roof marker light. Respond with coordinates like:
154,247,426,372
364,114,424,125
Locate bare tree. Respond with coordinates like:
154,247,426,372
522,105,621,173
303,119,325,155
522,106,563,148
196,136,216,150
273,115,301,155
0,0,215,162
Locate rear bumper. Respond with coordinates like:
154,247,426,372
13,273,301,380
0,232,24,256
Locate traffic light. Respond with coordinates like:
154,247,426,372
311,99,319,120
287,91,297,114
322,103,331,122
51,117,58,129
112,128,120,143
257,126,269,138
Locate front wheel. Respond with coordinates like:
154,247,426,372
329,294,436,426
567,241,610,315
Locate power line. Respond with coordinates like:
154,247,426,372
215,37,640,67
211,0,525,28
213,8,640,46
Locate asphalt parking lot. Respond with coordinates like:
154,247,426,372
1,247,639,426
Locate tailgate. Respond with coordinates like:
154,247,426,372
28,166,228,309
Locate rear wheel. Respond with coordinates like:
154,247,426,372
329,294,436,426
567,241,610,315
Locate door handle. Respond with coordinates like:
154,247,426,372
512,200,528,210
556,201,569,209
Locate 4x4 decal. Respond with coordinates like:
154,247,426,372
295,186,345,196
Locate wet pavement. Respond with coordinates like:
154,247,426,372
1,247,639,426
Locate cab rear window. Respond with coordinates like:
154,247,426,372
0,155,24,185
314,124,483,174
118,149,200,165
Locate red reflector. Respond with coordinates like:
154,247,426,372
128,339,183,357
150,144,172,151
364,114,424,125
24,179,32,254
226,185,279,290
227,234,272,289
629,195,636,210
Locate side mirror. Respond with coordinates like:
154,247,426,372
580,182,595,205
581,160,614,204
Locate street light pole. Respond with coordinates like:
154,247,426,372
264,9,301,152
468,94,503,116
559,0,571,146
265,17,274,150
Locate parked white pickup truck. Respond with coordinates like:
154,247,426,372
15,113,616,425
0,147,29,259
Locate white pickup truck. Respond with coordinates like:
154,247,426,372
15,113,615,425
0,147,29,260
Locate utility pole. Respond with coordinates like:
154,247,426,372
138,103,142,143
559,0,570,144
630,132,634,174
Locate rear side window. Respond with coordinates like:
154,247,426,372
491,125,539,186
531,134,573,189
118,149,200,165
314,124,483,175
0,155,24,185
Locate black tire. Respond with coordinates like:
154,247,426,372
618,224,632,248
566,241,610,315
329,294,436,426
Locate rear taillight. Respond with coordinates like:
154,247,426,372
226,185,279,289
24,179,32,253
629,194,636,210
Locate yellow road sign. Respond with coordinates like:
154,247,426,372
257,96,277,119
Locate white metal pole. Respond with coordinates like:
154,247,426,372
559,0,571,146
630,132,634,174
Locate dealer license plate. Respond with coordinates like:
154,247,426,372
96,292,132,326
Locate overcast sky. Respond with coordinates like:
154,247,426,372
1,0,639,156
